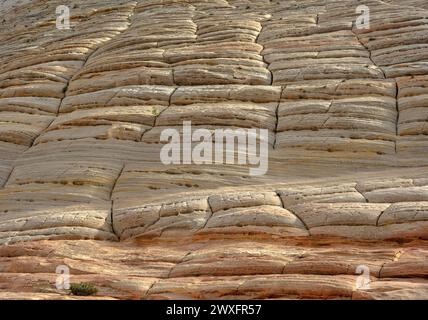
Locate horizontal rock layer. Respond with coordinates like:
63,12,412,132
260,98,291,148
0,0,427,299
0,238,426,299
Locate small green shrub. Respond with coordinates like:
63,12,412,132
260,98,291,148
70,282,98,296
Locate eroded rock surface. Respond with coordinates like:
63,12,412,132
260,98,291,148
0,0,427,299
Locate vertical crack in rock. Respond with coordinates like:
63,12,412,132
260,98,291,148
351,28,386,79
395,80,399,154
354,184,369,203
1,166,14,188
378,261,388,279
275,190,311,235
166,251,192,278
273,84,285,149
376,203,393,226
273,101,281,149
156,87,178,127
140,86,178,141
199,197,215,230
144,279,161,298
28,117,56,148
110,164,125,238
256,19,273,85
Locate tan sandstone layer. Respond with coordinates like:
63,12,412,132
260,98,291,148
0,0,427,299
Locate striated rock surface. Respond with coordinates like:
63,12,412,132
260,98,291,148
0,0,427,299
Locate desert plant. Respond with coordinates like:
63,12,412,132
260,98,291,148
69,282,98,296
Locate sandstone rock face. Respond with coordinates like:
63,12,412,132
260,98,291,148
0,0,427,299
